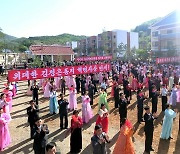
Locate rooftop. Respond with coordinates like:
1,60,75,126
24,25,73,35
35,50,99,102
30,45,74,55
151,10,180,27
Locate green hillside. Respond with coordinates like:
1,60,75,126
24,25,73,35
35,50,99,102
0,33,86,52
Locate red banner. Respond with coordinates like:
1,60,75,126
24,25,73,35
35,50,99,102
8,63,111,82
156,57,180,64
75,55,112,62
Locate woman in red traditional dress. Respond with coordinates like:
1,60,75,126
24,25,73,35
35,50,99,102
70,110,83,153
131,76,138,91
95,104,109,134
118,72,123,85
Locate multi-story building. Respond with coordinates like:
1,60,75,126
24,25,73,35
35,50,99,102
66,41,78,49
78,30,139,56
150,10,180,52
86,36,98,55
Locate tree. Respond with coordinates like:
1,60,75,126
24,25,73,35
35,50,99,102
100,29,109,55
116,42,127,57
136,49,149,60
18,44,28,52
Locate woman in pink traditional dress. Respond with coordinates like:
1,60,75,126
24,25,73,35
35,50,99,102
0,107,11,151
104,73,109,86
0,94,9,115
143,75,150,88
11,82,16,97
27,80,33,96
131,76,138,91
54,77,60,90
128,73,133,87
69,76,76,89
176,84,180,103
68,85,77,111
85,75,91,91
39,78,44,88
44,79,51,98
99,72,103,84
95,104,109,134
82,93,93,123
3,87,13,112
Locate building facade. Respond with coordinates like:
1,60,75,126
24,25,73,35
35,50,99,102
30,45,75,62
150,10,180,53
78,30,139,56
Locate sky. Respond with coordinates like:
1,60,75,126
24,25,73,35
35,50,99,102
0,0,179,38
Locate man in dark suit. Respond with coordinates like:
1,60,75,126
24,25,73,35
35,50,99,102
91,125,109,154
143,106,157,153
75,75,81,93
137,90,146,124
27,100,39,139
30,80,39,105
88,81,95,105
32,117,49,154
148,78,153,98
118,93,130,127
151,85,159,114
80,76,86,95
114,83,120,108
58,94,69,130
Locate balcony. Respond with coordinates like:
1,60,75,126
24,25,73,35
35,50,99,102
160,33,180,39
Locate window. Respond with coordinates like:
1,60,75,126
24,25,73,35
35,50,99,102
152,41,158,47
152,31,158,37
114,35,116,39
167,29,173,34
167,41,174,49
108,36,111,40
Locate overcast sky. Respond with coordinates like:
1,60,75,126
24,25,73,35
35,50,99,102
0,0,179,38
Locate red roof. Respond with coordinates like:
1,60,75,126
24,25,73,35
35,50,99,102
30,45,74,55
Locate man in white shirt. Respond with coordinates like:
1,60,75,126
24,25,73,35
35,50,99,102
161,84,168,111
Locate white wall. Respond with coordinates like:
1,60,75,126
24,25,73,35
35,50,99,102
130,32,139,49
71,41,78,49
114,30,127,48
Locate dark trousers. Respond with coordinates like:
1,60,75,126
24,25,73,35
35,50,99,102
76,85,80,93
34,147,45,154
162,96,167,111
61,86,65,95
152,101,157,113
149,89,152,98
81,88,86,95
33,94,38,105
114,98,119,108
145,130,153,152
137,107,143,122
120,112,127,127
89,95,94,105
60,114,68,129
30,122,35,138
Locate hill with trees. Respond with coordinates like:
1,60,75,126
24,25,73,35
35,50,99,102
0,30,86,52
131,17,162,59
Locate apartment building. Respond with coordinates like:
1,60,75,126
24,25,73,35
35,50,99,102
150,10,180,52
78,30,138,56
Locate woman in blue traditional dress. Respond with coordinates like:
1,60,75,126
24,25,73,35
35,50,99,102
49,87,58,114
160,104,177,140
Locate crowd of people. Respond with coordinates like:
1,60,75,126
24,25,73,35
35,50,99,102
0,60,180,154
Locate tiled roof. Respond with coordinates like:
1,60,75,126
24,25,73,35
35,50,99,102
30,45,74,55
152,10,180,27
